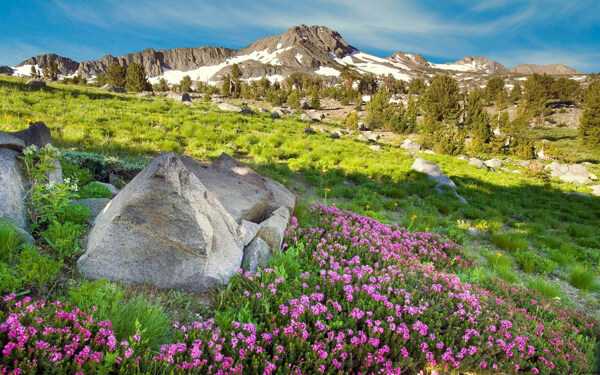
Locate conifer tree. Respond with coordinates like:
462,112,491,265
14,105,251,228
286,90,301,109
231,64,242,97
485,77,505,103
579,81,600,147
421,75,461,123
180,75,192,93
465,89,492,150
510,81,522,103
155,78,169,92
30,66,38,78
125,63,151,92
107,62,127,87
407,78,427,95
95,72,107,86
310,88,321,109
221,74,231,97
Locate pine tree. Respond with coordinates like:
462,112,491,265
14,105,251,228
365,87,392,129
155,78,169,92
286,90,301,109
408,78,427,95
231,64,242,97
421,75,462,123
485,77,505,103
465,89,492,150
48,62,58,81
180,75,192,93
125,63,151,92
509,81,522,103
358,73,378,95
107,62,127,87
339,65,360,91
95,73,107,86
310,88,321,109
30,66,38,78
221,74,231,97
579,81,600,147
496,89,509,110
41,65,49,80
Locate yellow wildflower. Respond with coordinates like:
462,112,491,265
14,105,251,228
425,227,429,231
411,215,417,220
324,188,331,192
366,205,370,209
282,179,287,183
496,253,502,257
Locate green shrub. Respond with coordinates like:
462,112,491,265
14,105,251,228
526,277,561,299
17,246,62,292
0,220,23,264
56,204,91,225
569,265,599,291
69,280,173,349
0,263,25,294
492,232,529,253
79,182,112,199
548,246,575,266
41,221,85,258
515,251,557,274
62,161,92,186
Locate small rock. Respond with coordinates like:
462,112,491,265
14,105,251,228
241,220,260,247
301,113,316,122
467,227,483,236
101,84,125,93
218,102,252,114
358,121,367,131
369,145,383,151
330,132,341,139
424,150,436,155
256,206,290,250
358,134,370,142
485,158,503,168
590,185,600,197
412,158,456,188
468,158,487,169
242,237,271,273
137,92,152,98
167,92,191,102
269,112,280,119
400,139,421,151
456,156,470,161
94,182,119,197
26,79,46,88
303,128,316,135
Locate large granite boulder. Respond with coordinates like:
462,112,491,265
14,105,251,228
218,102,252,114
167,92,191,102
545,162,594,185
101,84,126,93
77,152,245,292
468,157,487,169
11,122,63,184
0,148,28,229
26,79,46,89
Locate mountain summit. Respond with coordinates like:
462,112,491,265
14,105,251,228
12,25,582,83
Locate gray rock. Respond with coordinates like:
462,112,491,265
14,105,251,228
77,152,244,292
15,227,35,246
300,100,309,110
241,220,260,247
258,108,270,113
256,206,290,250
358,121,367,131
424,150,437,155
301,113,316,122
411,158,456,188
11,122,62,184
516,160,532,167
0,149,27,229
400,139,421,151
485,158,503,168
545,162,593,185
456,156,470,161
218,102,252,114
101,84,126,93
590,173,598,181
467,227,483,236
167,92,191,102
330,132,341,139
26,79,46,88
369,145,383,151
358,134,369,142
94,182,119,197
242,237,271,273
0,131,25,151
269,112,280,119
72,198,111,222
590,185,600,197
210,153,296,216
180,155,269,224
304,128,316,134
468,158,487,169
137,92,152,98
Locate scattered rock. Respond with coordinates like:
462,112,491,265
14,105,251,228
590,173,598,181
258,108,270,113
467,227,483,236
137,92,152,98
218,102,252,114
167,92,191,102
456,156,470,161
516,160,532,167
301,113,317,122
256,206,290,250
424,150,437,155
545,162,594,185
358,121,367,131
590,185,600,197
485,158,503,168
72,198,111,222
300,100,309,110
26,79,46,88
242,237,271,273
101,84,126,93
94,182,119,197
15,227,35,246
468,158,487,169
269,112,280,119
358,134,370,142
77,152,245,292
304,128,316,134
412,158,456,188
330,132,341,139
400,139,421,151
369,145,383,151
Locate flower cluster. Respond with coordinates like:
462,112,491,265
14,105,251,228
1,205,598,374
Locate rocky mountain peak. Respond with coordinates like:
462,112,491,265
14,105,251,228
16,53,79,75
509,63,581,75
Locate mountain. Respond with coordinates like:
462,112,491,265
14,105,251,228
12,25,582,84
509,64,581,75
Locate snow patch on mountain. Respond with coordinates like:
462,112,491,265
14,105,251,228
12,64,37,77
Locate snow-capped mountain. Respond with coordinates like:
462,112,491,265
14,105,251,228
10,25,582,84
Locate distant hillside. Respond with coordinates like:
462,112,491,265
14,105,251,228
11,24,583,84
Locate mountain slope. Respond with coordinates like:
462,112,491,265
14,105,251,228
509,64,581,75
12,25,582,84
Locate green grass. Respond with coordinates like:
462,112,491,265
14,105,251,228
569,265,600,291
526,277,562,299
0,220,23,264
491,232,529,253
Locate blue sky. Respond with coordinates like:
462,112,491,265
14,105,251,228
1,0,599,73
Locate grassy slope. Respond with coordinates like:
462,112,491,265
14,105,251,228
1,75,600,314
